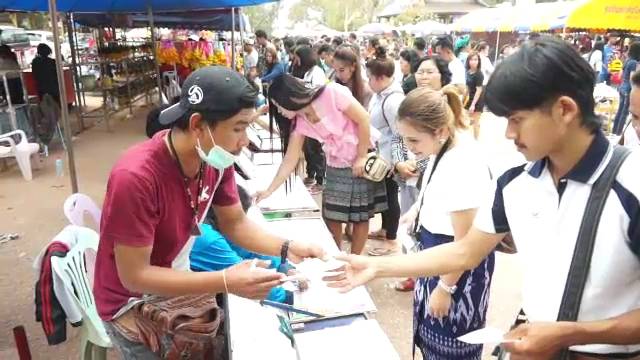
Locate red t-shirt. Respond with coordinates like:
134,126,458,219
94,130,239,320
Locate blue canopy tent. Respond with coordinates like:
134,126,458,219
1,0,275,192
73,10,251,31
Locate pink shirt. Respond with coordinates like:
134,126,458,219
293,83,377,168
94,130,239,320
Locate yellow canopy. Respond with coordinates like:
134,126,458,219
566,0,640,31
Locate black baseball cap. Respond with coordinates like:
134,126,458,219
159,66,258,125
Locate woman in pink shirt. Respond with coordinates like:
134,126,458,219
256,74,388,254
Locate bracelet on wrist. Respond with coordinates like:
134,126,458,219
437,279,457,295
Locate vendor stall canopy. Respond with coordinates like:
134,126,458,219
0,0,276,13
74,10,251,31
452,0,640,33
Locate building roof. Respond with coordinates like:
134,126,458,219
377,0,488,18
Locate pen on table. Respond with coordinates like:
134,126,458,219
260,300,324,318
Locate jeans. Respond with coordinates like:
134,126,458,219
380,177,400,240
613,90,630,135
303,138,326,185
104,321,164,359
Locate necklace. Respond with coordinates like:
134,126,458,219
168,129,204,236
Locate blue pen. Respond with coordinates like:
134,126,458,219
259,300,324,318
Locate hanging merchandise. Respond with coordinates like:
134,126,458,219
157,40,180,66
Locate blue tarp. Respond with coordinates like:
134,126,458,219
74,10,250,31
0,0,275,13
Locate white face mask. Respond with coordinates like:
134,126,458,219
195,126,236,170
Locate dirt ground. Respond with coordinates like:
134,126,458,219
0,106,524,359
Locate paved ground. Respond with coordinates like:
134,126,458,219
0,108,524,359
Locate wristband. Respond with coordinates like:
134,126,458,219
222,269,229,293
437,279,457,295
280,240,291,264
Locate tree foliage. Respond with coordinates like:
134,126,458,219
290,0,384,32
242,3,280,35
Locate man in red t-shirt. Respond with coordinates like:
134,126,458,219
94,66,325,357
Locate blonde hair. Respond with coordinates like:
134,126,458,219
397,86,467,137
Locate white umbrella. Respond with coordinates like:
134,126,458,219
411,20,449,36
358,22,395,35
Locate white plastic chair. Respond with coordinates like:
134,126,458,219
50,228,111,360
0,129,40,180
64,193,102,230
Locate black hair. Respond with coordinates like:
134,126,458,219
485,35,600,132
206,185,252,226
399,49,420,74
268,74,326,111
628,42,640,62
37,43,52,57
284,38,295,51
476,41,490,53
146,96,181,137
413,37,427,51
366,46,395,78
318,44,334,55
632,70,640,88
255,29,268,40
368,36,380,49
435,36,453,52
416,55,452,87
465,51,482,72
349,33,357,40
295,37,311,46
331,37,343,47
294,45,317,74
592,41,605,53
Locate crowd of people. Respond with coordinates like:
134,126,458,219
94,25,640,359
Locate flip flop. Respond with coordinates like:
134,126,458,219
367,247,399,256
367,230,387,240
394,278,415,292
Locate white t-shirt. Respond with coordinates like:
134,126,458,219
624,122,640,149
244,49,259,74
304,65,328,87
480,55,494,86
448,58,466,86
418,138,492,236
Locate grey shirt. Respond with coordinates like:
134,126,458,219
368,83,404,164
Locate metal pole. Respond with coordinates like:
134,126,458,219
66,13,84,130
48,0,79,193
231,7,236,70
148,6,163,105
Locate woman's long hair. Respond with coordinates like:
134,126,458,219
267,74,326,153
333,45,367,106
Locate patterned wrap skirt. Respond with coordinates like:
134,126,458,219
414,227,495,360
322,166,388,223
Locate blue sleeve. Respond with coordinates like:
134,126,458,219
261,63,285,83
190,224,243,272
227,241,283,270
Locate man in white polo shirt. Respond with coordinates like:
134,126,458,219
330,36,640,358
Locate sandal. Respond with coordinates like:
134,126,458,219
309,184,324,195
303,177,316,187
367,229,387,240
394,278,415,292
367,247,399,256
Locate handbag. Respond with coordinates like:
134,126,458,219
112,294,225,359
494,146,631,360
362,152,391,182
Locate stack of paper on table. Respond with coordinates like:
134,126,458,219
241,168,318,213
227,294,297,359
294,319,399,360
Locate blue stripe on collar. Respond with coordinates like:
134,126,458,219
565,130,609,183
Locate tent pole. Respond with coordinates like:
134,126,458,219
494,31,500,63
231,7,236,71
148,6,163,104
239,8,245,69
49,0,79,193
66,13,84,130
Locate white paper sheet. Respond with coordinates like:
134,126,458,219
457,327,520,345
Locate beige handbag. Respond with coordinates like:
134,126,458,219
362,152,391,182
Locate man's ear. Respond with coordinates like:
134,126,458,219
554,96,580,128
188,113,205,135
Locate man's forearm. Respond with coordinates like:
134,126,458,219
124,265,225,296
224,216,284,257
561,309,640,347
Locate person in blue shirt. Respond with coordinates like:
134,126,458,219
601,35,619,84
260,47,286,84
613,42,640,135
190,185,301,304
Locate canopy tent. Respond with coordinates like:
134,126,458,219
452,1,580,33
0,0,274,12
565,0,640,32
74,10,251,31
